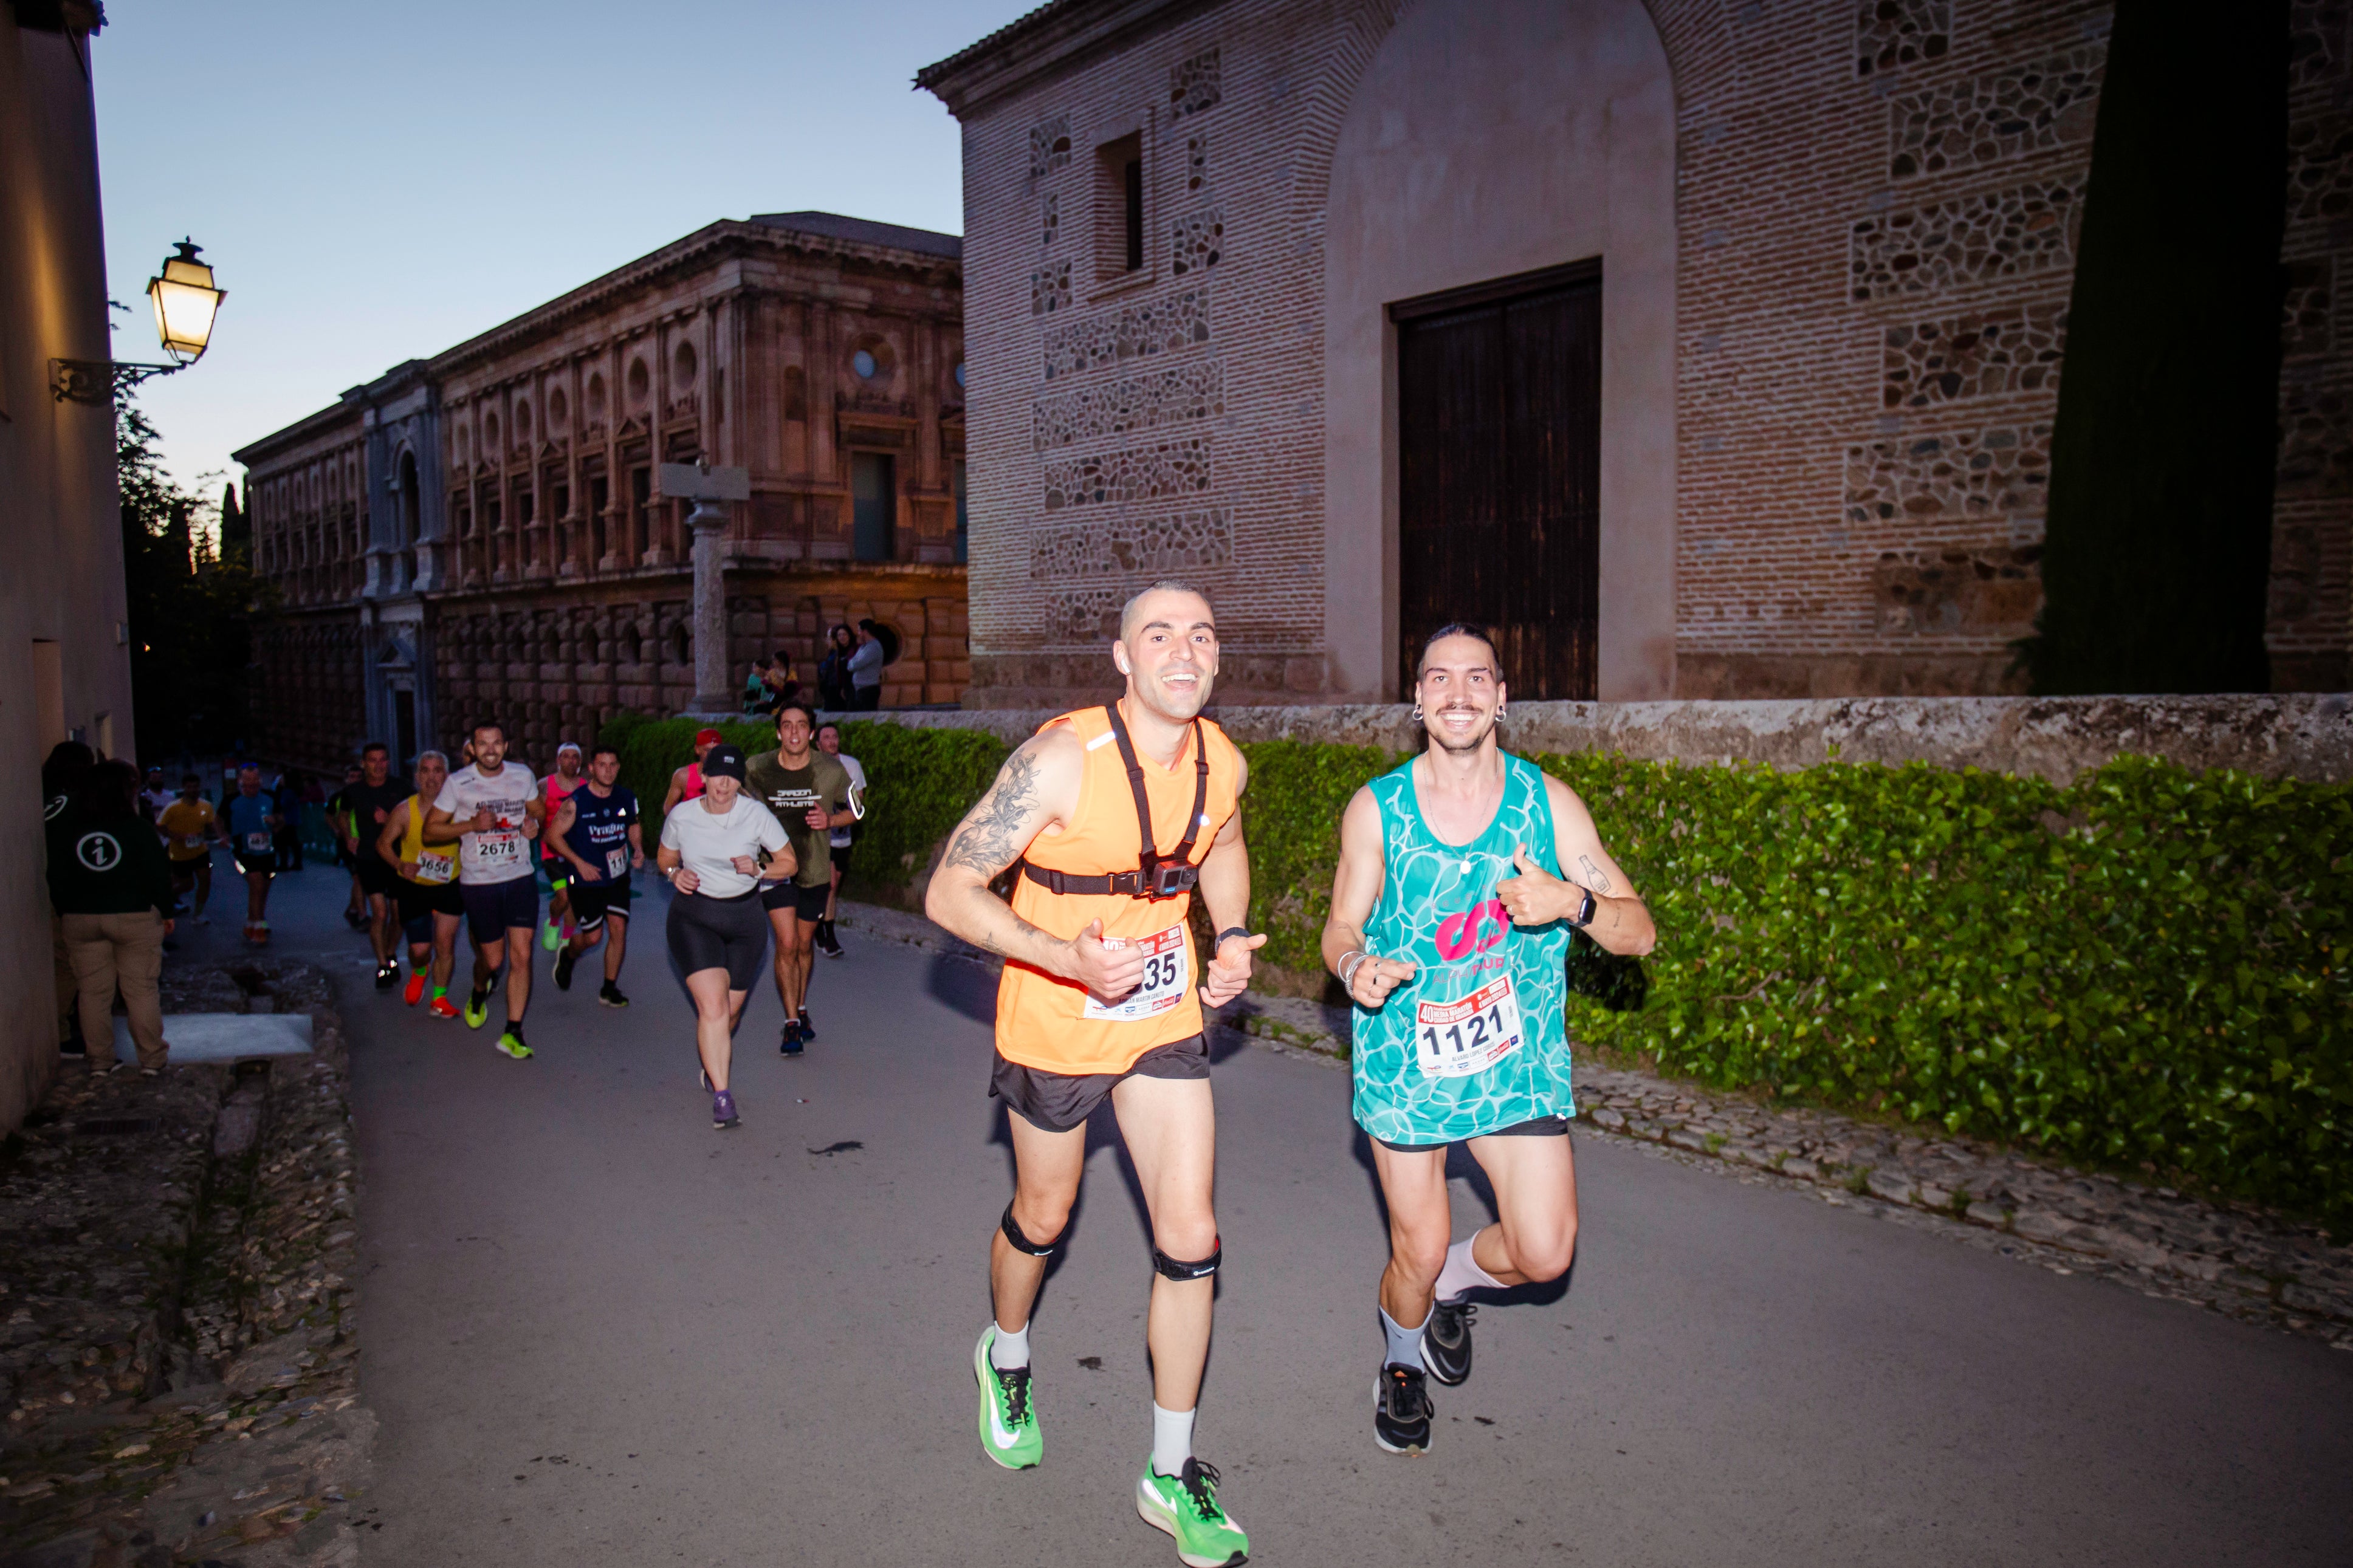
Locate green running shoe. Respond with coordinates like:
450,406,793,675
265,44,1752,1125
495,1029,532,1060
540,919,563,953
972,1325,1042,1470
463,987,491,1029
1136,1458,1249,1567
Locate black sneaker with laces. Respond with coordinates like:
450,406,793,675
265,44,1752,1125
598,981,630,1008
374,960,398,990
816,922,843,958
780,1018,804,1056
553,947,577,991
1373,1363,1434,1455
797,1009,816,1042
1421,1298,1475,1386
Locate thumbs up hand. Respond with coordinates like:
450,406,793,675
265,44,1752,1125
1496,843,1573,927
1068,917,1147,1001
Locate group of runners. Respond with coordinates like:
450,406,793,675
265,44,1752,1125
924,582,1655,1566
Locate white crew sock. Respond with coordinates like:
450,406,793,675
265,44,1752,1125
1150,1402,1195,1477
990,1320,1031,1371
1381,1306,1429,1370
1433,1235,1505,1303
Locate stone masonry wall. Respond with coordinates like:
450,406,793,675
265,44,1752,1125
943,0,2349,707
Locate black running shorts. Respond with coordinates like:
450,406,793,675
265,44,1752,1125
759,879,830,922
665,888,769,990
394,877,464,932
990,1033,1210,1134
356,855,400,899
1373,1114,1573,1155
233,849,277,878
459,875,539,948
568,880,632,933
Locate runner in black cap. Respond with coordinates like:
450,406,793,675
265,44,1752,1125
655,742,795,1129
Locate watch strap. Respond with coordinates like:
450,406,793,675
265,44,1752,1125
1214,925,1252,950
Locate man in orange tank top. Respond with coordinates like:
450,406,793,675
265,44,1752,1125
927,582,1262,1564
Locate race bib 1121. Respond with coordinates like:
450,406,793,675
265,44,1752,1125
1414,973,1525,1079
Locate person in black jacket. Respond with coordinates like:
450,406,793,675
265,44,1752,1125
50,759,176,1074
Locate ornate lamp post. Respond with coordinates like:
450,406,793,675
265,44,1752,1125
50,237,227,403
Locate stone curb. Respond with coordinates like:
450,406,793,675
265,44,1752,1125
836,900,2353,1351
0,960,374,1567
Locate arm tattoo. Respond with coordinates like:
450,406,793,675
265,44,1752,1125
1578,854,1612,894
943,747,1043,876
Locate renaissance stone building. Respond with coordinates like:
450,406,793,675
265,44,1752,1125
233,213,969,773
919,0,2352,705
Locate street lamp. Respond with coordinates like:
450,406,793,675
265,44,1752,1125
50,237,228,404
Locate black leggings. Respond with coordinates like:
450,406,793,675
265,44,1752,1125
665,889,769,990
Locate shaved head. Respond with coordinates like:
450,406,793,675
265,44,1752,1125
1119,580,1214,642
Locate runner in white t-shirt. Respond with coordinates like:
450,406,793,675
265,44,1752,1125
656,743,794,1129
426,721,544,1060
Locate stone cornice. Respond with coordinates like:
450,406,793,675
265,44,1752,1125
915,0,1224,118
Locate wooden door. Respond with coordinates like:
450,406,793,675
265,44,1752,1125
1395,263,1602,700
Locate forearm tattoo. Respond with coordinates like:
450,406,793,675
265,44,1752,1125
1578,854,1612,893
943,747,1041,876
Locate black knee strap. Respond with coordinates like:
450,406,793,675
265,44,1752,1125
1153,1241,1221,1281
1000,1202,1061,1258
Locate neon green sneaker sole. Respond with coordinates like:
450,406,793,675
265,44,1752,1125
495,1032,532,1060
973,1326,1042,1470
539,920,563,952
1137,1460,1249,1567
463,993,489,1029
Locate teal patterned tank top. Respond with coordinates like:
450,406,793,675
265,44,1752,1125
1351,753,1575,1145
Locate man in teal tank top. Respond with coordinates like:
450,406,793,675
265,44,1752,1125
1322,623,1656,1457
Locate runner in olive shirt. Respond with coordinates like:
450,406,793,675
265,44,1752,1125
742,700,862,1055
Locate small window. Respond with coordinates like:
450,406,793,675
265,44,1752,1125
853,349,878,380
1096,131,1144,282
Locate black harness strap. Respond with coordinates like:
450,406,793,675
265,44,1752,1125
1022,704,1211,900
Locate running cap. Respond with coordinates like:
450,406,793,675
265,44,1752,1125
693,727,724,747
701,742,749,782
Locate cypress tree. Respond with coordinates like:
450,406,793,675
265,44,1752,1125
2025,0,2289,693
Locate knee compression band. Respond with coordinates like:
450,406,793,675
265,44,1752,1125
1152,1241,1221,1281
1000,1202,1061,1258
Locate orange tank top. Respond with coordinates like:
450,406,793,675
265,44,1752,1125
995,704,1243,1075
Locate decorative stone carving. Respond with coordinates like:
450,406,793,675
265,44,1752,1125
1169,48,1221,118
1029,114,1072,182
1186,135,1207,196
1170,207,1224,278
1048,587,1128,643
1028,508,1233,579
1042,192,1059,248
1889,46,2104,180
1871,543,2043,635
1846,425,2052,527
1032,259,1071,317
2283,258,2335,358
1850,182,2081,302
1032,360,1223,450
1042,438,1213,511
2285,112,2353,223
1042,287,1212,381
1856,0,1948,78
1883,306,2067,410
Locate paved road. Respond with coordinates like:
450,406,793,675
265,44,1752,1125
190,864,2353,1566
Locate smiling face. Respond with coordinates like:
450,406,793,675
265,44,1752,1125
1415,632,1505,756
361,748,390,787
1112,587,1218,724
816,724,840,756
472,725,507,772
413,754,448,801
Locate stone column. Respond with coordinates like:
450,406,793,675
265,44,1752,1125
689,495,732,712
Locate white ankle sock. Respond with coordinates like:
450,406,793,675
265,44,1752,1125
1433,1236,1503,1302
1151,1402,1195,1477
990,1320,1031,1371
1380,1306,1429,1369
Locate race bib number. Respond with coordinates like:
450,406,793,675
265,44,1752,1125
182,834,204,850
473,829,523,872
1082,924,1190,1023
1415,973,1525,1079
244,830,273,853
415,847,455,885
604,847,629,880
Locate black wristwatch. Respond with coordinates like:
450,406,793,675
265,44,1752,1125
1568,889,1596,929
1215,925,1252,951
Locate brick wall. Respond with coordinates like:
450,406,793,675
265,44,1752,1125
936,0,2348,702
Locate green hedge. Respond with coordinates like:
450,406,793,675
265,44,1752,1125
600,713,2351,1221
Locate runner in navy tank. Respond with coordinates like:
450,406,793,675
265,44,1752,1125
544,744,644,1007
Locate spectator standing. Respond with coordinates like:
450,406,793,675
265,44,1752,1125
817,623,857,711
848,619,886,711
51,759,176,1075
43,741,98,1058
157,772,223,925
814,721,865,958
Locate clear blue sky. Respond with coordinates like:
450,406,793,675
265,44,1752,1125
93,0,1031,501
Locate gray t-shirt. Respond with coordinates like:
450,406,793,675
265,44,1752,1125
659,793,789,899
848,639,884,690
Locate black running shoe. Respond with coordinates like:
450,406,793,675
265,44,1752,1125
553,947,577,991
1373,1363,1434,1455
797,1010,816,1042
598,981,630,1008
817,923,843,959
374,961,399,991
780,1018,804,1056
1421,1298,1475,1386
